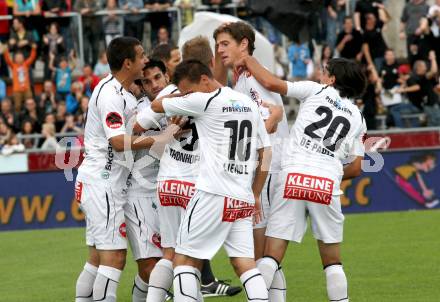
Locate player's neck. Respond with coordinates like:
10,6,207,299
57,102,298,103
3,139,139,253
112,71,134,92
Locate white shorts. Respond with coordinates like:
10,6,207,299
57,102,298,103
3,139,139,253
157,179,196,248
75,181,127,250
175,190,255,260
124,195,163,260
266,171,344,244
254,172,278,229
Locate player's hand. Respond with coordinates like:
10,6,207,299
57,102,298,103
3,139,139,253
235,54,250,69
253,195,263,226
168,116,190,138
423,189,434,199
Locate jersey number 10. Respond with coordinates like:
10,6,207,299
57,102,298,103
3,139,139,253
224,120,253,161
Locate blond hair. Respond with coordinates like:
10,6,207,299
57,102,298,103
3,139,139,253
182,36,214,67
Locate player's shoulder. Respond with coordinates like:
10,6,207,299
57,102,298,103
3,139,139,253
157,84,179,99
93,75,124,103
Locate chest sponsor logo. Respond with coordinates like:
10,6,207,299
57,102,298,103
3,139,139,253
283,173,334,205
74,181,83,203
222,197,254,222
106,112,123,129
158,180,196,209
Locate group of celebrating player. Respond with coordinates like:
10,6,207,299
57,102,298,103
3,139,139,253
74,21,367,302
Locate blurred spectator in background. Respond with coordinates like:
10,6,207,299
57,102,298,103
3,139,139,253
0,129,24,155
409,17,435,64
94,51,111,78
61,113,82,133
40,123,59,150
157,26,170,46
75,0,102,66
428,0,440,66
0,0,9,77
13,0,41,17
41,0,72,49
55,101,67,132
18,119,37,149
175,0,196,26
273,42,289,80
1,98,20,132
319,44,334,68
0,118,11,148
151,43,181,76
336,15,363,61
0,77,5,100
3,43,37,113
357,65,380,130
41,0,68,16
362,12,388,71
78,65,100,95
37,80,58,115
66,81,86,114
354,0,389,32
8,18,34,58
103,0,124,46
42,22,65,78
325,0,346,48
119,0,145,41
49,51,76,99
288,36,311,81
400,0,430,64
77,95,89,127
145,0,173,46
19,97,43,132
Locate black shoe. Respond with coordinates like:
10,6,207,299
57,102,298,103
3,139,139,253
165,291,173,301
201,279,242,297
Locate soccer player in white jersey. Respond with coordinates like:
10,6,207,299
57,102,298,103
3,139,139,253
238,55,368,302
145,60,272,302
74,37,180,302
213,21,289,300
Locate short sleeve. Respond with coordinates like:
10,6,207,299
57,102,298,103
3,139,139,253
162,92,208,118
137,107,165,130
286,81,324,101
98,90,126,140
350,118,367,157
256,114,271,149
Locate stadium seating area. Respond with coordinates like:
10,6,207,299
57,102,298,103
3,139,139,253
0,0,439,155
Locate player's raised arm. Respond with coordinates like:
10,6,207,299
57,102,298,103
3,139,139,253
241,55,288,95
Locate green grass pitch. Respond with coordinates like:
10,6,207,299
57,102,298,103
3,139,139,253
1,210,439,302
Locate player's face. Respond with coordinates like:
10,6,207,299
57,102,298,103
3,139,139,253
166,49,181,76
216,32,246,68
130,45,148,80
142,67,169,99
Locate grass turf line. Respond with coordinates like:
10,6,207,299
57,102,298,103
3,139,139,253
0,210,439,302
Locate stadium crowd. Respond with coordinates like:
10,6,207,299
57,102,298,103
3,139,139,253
0,0,439,155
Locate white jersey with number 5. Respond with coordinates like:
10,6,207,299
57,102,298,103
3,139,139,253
162,87,271,203
284,81,367,194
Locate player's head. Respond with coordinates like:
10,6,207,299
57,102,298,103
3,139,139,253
151,43,181,77
182,36,214,70
140,59,169,100
214,21,255,67
173,60,214,94
410,153,437,172
107,37,147,79
322,58,367,99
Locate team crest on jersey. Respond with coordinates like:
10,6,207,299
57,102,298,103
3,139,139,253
158,180,196,209
119,222,127,238
283,173,334,205
222,197,254,222
152,233,162,248
106,112,123,129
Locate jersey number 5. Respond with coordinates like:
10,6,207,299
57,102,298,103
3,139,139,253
224,120,253,161
304,106,351,152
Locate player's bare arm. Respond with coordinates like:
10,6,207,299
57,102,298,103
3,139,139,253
241,55,288,95
252,146,272,224
342,156,363,180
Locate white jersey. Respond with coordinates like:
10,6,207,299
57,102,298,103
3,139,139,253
234,70,289,172
284,81,367,194
127,96,166,196
162,87,271,203
156,84,201,182
77,74,137,189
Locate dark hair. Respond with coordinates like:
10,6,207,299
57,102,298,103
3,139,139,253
182,36,213,67
143,59,167,74
321,44,334,61
326,58,367,99
151,43,177,63
106,37,141,72
173,60,213,86
213,22,255,55
344,15,353,22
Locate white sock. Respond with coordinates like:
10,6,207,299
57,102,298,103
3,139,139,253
256,257,278,290
240,268,269,302
173,265,199,301
269,267,287,302
194,268,204,302
146,259,174,302
75,262,98,302
132,274,149,302
325,264,349,302
93,265,121,302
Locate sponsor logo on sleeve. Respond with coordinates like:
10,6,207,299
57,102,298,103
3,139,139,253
152,233,162,249
119,222,127,238
158,180,196,209
283,173,334,205
106,112,123,129
74,181,83,203
222,197,254,222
